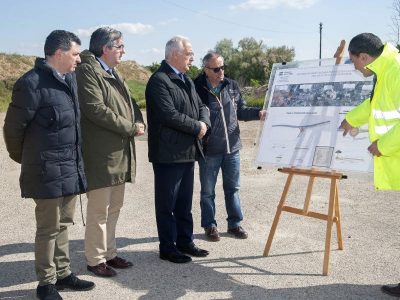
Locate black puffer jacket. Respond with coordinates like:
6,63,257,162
146,60,211,163
3,58,87,199
194,73,260,155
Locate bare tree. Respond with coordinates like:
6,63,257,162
390,0,400,45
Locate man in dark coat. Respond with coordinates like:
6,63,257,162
3,30,94,300
146,36,211,263
194,52,266,242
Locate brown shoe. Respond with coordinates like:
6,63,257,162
87,263,117,277
205,227,220,242
227,226,248,239
106,256,133,269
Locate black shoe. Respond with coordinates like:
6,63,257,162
159,251,192,263
177,243,209,257
55,273,95,291
36,284,63,300
381,283,400,297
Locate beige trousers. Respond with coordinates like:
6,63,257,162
84,184,125,266
34,195,76,285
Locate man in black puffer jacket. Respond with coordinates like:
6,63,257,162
3,30,94,300
194,52,266,242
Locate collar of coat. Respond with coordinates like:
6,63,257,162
79,49,117,79
194,72,230,104
366,43,399,77
159,60,186,82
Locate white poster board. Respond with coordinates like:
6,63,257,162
255,59,374,173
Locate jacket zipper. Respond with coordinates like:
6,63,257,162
205,87,231,154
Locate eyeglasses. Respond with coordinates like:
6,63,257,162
181,51,194,57
112,44,125,50
206,66,225,73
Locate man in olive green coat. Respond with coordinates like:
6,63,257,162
76,27,145,277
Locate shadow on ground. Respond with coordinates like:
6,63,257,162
0,238,391,299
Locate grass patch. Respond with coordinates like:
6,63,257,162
245,95,266,108
126,79,147,109
0,80,15,112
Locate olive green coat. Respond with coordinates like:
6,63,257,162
76,50,144,191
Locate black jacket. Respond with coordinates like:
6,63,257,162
145,60,211,163
194,73,260,155
3,58,87,199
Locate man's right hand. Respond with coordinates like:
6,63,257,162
198,121,207,139
338,119,354,136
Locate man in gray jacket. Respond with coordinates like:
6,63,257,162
194,52,266,242
76,27,145,277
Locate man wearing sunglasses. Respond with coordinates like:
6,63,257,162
194,52,266,242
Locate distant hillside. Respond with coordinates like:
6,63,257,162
0,53,36,81
0,52,151,111
0,52,151,82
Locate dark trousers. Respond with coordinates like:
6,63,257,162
153,162,194,253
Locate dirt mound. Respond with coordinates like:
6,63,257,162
117,60,151,82
0,53,36,80
0,52,151,82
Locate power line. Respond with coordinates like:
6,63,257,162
162,0,316,35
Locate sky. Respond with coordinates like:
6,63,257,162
0,0,395,67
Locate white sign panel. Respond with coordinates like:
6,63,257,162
255,61,374,172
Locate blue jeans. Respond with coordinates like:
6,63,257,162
199,151,243,229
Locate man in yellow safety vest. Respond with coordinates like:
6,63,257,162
340,32,400,297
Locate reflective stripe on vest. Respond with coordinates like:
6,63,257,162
375,124,394,134
372,108,400,120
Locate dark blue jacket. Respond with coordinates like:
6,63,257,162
3,58,87,199
146,60,211,163
194,73,260,155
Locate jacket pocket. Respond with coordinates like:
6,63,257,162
40,147,77,183
35,106,58,130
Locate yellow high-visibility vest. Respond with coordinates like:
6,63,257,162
346,43,400,190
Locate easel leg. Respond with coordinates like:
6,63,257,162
334,184,344,250
263,173,293,256
323,178,337,275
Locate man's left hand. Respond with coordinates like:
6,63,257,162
135,123,145,136
259,110,267,121
368,140,382,157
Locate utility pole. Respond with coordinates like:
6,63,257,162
319,22,323,61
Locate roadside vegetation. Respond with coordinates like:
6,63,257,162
0,36,294,112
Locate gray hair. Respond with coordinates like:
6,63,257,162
202,51,223,68
89,26,122,57
165,35,189,59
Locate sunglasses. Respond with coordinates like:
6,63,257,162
206,66,225,73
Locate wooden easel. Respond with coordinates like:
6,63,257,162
263,167,346,275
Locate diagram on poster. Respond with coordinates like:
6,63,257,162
255,61,374,172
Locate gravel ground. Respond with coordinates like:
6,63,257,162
0,112,399,300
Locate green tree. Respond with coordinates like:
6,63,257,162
213,37,294,86
145,62,160,73
186,65,201,79
214,39,236,63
